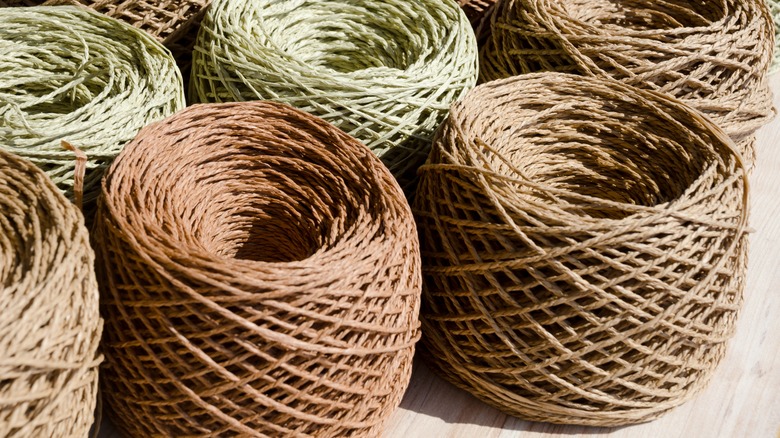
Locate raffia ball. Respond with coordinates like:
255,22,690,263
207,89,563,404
479,0,775,163
0,6,184,205
414,73,749,426
94,102,422,436
0,149,102,437
190,0,478,191
0,0,209,82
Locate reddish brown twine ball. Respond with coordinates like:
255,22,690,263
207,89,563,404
0,149,102,437
94,102,421,436
479,0,775,163
413,73,749,426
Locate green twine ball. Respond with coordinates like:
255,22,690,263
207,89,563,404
769,0,780,73
0,6,185,204
190,0,478,190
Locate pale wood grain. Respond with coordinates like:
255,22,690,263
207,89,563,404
97,75,780,438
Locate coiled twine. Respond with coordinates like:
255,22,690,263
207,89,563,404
413,73,749,426
0,149,102,437
94,102,422,436
190,0,478,191
479,0,775,163
0,0,210,85
0,6,185,204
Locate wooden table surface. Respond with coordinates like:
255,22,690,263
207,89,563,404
98,75,780,438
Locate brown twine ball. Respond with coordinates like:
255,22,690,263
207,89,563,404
479,0,776,163
0,149,103,437
93,101,422,436
413,73,749,426
0,0,209,83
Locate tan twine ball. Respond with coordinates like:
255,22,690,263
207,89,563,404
94,102,422,436
0,149,103,437
413,73,749,426
479,0,775,164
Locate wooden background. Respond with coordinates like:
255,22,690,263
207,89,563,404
98,75,780,438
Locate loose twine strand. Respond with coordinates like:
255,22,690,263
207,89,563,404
60,140,86,210
93,101,422,437
0,148,103,437
479,0,776,165
413,73,749,426
0,6,185,205
190,0,478,191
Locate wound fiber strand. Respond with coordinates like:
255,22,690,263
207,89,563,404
0,6,185,203
457,0,497,29
0,0,211,88
0,0,209,47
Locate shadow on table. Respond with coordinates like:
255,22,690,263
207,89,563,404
396,358,622,435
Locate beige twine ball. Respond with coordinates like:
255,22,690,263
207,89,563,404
0,149,102,437
414,73,749,426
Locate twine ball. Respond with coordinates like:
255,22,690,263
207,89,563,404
0,6,185,205
94,102,422,436
0,0,210,85
413,73,749,426
0,149,102,437
190,0,478,190
479,0,775,163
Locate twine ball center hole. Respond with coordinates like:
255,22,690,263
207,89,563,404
478,98,711,219
212,197,326,263
264,2,430,73
163,134,360,264
559,0,725,30
194,175,332,264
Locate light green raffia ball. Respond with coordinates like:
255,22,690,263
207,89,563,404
0,6,186,204
769,0,780,73
190,0,478,190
